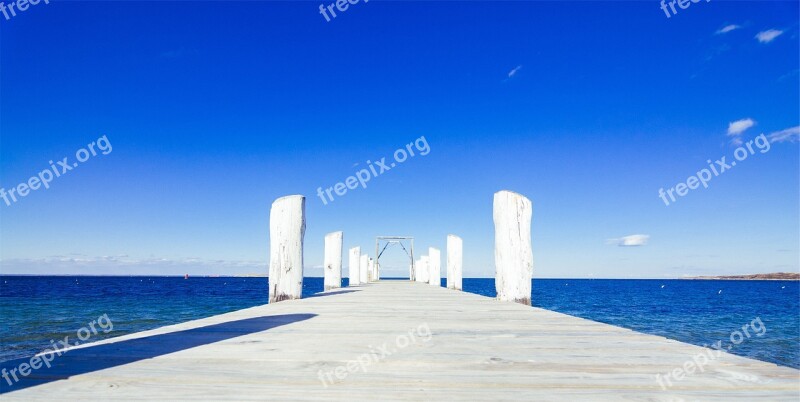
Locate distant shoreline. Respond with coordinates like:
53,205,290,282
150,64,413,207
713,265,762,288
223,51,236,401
688,273,800,281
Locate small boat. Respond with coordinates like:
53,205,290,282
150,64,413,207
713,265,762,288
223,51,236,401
184,274,189,280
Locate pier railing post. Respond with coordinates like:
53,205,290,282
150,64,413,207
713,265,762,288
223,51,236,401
269,195,305,303
360,254,369,284
348,246,361,286
409,239,416,281
447,235,463,290
493,190,533,305
324,231,343,291
416,255,429,283
368,258,375,282
429,247,441,287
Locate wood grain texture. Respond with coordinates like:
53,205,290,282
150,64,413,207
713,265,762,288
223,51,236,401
4,281,798,401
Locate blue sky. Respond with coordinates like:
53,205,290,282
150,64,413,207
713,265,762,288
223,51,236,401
1,1,798,278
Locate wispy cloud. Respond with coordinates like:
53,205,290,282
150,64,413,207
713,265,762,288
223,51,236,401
755,29,783,44
768,126,800,143
778,69,799,82
606,234,650,247
0,255,266,275
716,24,741,35
507,65,522,79
727,118,756,136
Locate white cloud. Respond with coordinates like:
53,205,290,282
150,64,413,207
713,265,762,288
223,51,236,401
727,118,756,136
0,255,267,275
755,29,783,44
716,24,740,34
607,234,650,247
768,126,800,143
507,65,522,79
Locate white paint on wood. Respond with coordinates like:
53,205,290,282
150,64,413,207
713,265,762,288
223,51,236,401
368,258,375,282
324,231,343,291
348,246,361,286
428,247,441,287
360,255,369,284
447,234,463,290
493,190,533,305
416,255,429,283
268,195,305,303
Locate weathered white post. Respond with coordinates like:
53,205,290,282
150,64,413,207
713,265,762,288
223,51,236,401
447,234,463,290
348,246,361,286
414,258,423,282
493,190,533,305
360,254,369,284
269,195,305,303
324,231,343,291
428,247,441,287
417,255,429,283
369,258,376,282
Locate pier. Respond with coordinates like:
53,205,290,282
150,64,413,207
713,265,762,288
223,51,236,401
2,280,798,400
2,191,798,400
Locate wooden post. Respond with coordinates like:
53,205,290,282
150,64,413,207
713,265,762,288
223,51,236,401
268,195,305,303
428,247,441,287
493,190,533,305
360,254,369,284
409,238,416,281
447,234,463,290
368,258,375,282
324,231,343,291
416,255,429,283
348,246,361,286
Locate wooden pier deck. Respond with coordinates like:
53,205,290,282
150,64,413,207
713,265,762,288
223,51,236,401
3,281,798,400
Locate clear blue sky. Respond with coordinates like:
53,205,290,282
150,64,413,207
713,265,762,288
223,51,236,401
1,1,797,278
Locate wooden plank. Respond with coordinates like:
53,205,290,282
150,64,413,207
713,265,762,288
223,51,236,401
2,281,797,400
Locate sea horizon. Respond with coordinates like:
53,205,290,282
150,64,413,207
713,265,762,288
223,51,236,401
3,276,798,370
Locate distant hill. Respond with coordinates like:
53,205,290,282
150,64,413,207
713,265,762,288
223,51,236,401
691,272,799,280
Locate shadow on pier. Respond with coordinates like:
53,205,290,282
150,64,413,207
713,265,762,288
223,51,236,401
0,313,316,394
304,289,360,299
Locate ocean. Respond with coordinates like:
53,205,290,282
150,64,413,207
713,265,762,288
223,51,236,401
1,276,797,369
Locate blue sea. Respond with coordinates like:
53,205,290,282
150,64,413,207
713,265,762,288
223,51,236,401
1,276,797,369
